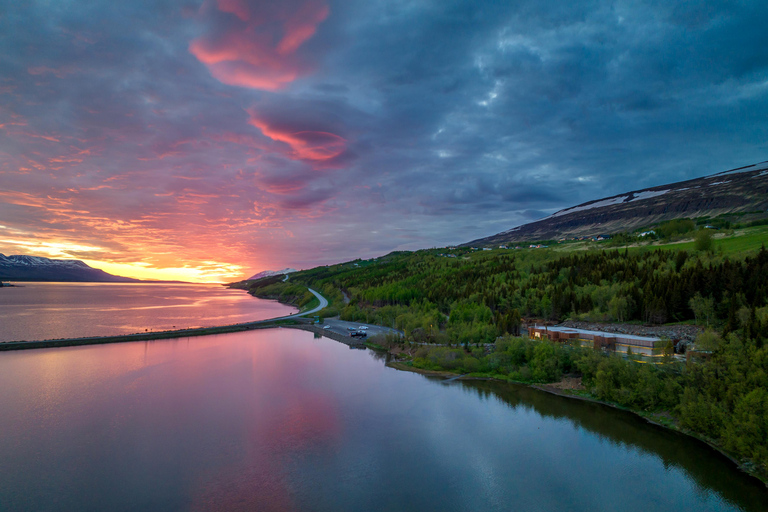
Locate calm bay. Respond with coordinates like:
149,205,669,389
0,327,765,511
0,282,296,342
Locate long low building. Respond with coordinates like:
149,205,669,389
528,325,666,357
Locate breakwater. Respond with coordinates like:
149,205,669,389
0,320,366,352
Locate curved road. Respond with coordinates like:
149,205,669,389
247,287,328,324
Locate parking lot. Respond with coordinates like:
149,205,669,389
319,318,402,340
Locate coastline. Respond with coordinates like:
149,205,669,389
0,321,299,351
386,360,767,487
0,287,328,351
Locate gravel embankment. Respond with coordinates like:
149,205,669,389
557,320,705,343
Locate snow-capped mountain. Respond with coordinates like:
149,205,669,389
247,268,297,281
0,254,138,282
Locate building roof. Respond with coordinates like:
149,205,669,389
532,325,661,342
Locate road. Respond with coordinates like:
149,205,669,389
271,287,328,320
318,317,403,340
236,287,328,326
258,288,402,341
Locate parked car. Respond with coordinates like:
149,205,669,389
323,325,331,329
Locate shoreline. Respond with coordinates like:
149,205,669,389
386,360,767,487
0,321,301,351
2,284,764,488
0,322,366,353
0,287,328,352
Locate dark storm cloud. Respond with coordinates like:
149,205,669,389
308,0,768,238
1,0,767,277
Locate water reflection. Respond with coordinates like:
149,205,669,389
0,282,297,342
448,379,767,511
0,329,765,512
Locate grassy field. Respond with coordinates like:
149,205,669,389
624,225,768,256
535,224,768,257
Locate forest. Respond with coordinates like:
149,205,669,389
249,244,768,346
236,239,768,480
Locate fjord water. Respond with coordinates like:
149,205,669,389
0,330,764,512
0,282,296,342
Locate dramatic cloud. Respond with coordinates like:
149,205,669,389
1,0,767,280
189,0,329,90
247,108,347,164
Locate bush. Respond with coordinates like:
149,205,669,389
694,230,713,252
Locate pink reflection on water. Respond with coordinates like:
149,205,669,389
0,329,342,510
0,282,298,341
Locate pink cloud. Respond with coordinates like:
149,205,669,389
189,0,329,90
247,110,346,163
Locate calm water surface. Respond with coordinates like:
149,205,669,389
0,329,765,511
0,282,296,342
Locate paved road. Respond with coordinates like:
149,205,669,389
268,288,402,342
240,287,328,325
318,317,402,340
283,288,327,319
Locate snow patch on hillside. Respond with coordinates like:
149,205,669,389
247,268,297,280
0,254,91,269
713,160,768,177
547,188,670,219
630,189,670,201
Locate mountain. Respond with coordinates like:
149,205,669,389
0,254,138,282
464,161,768,246
247,268,298,280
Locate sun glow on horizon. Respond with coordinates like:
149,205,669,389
83,260,246,284
1,236,248,283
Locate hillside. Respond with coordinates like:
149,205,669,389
465,161,768,246
0,254,138,282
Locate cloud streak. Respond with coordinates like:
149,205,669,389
248,110,347,163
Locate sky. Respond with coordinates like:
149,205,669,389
1,0,767,282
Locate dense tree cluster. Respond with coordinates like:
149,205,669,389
253,247,768,346
409,332,767,478
539,248,768,336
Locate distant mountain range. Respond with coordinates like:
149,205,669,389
0,254,138,282
465,160,768,246
247,268,297,280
